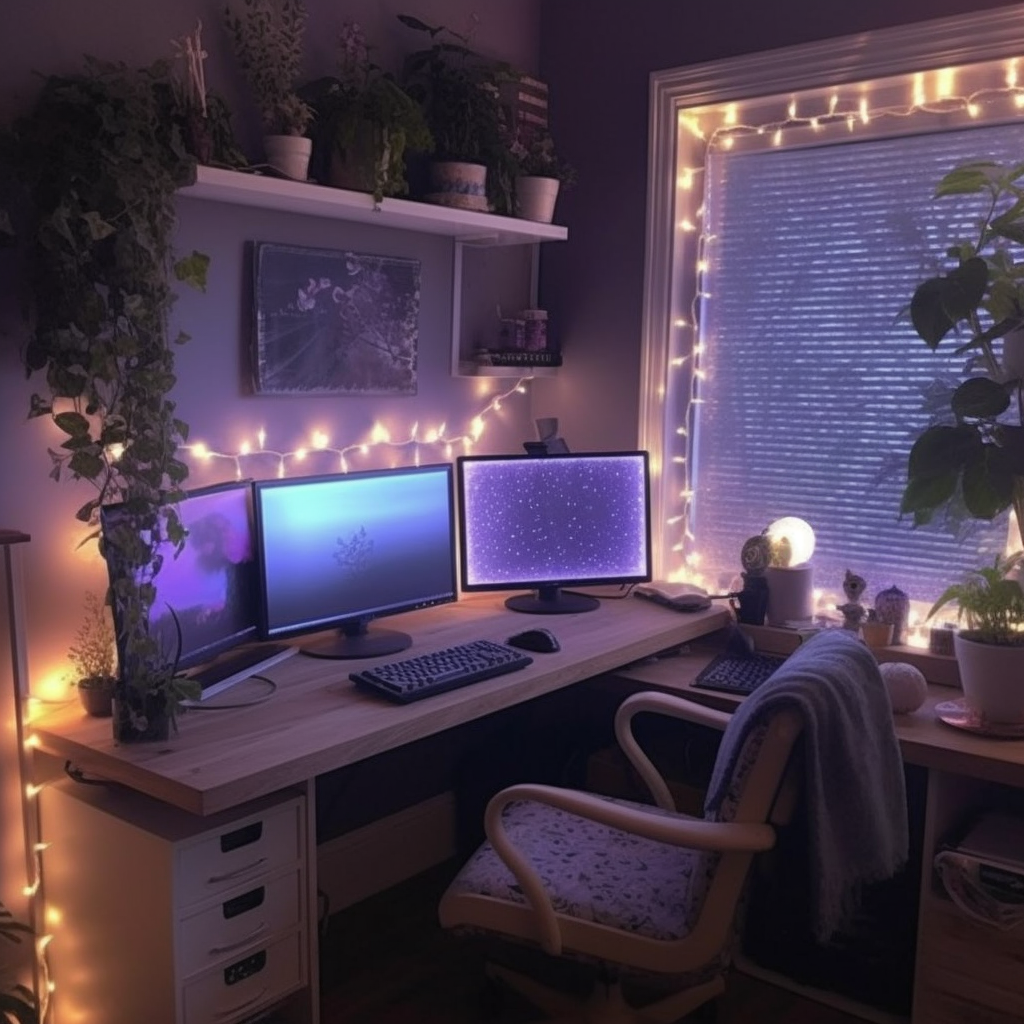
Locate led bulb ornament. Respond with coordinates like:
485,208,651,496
765,516,816,566
764,516,816,626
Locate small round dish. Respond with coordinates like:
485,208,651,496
935,698,1024,739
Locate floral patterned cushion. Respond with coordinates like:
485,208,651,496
447,722,769,957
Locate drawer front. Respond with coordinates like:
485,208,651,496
176,798,303,908
182,929,304,1024
178,869,305,977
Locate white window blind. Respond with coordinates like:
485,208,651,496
691,122,1022,603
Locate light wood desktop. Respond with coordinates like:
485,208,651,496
32,594,732,816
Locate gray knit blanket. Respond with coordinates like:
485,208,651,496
704,628,908,943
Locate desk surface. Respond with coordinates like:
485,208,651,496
32,594,731,815
616,648,1024,789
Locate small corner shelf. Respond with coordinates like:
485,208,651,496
178,166,569,377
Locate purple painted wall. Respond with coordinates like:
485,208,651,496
535,0,1024,450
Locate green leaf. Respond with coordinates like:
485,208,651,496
909,258,988,347
900,470,958,519
934,162,1000,197
951,376,1011,420
907,424,979,476
962,448,1016,519
173,250,210,291
68,449,105,481
53,410,92,437
81,210,116,240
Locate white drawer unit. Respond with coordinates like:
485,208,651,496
40,778,311,1024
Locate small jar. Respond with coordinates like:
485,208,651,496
874,585,910,646
521,309,548,352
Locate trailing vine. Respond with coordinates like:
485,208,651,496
0,57,221,737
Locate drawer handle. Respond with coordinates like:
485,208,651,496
208,922,268,956
206,857,267,885
220,821,264,853
213,987,267,1019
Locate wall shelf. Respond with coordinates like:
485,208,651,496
180,166,568,247
179,166,568,377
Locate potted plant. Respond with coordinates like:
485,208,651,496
299,21,433,203
509,129,576,223
0,58,206,741
901,160,1024,552
0,902,38,1024
928,553,1024,722
68,591,118,717
398,14,514,213
224,0,313,179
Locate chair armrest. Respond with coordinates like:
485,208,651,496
614,691,731,811
483,781,776,956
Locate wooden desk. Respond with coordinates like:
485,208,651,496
32,595,730,815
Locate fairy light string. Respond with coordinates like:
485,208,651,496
667,58,1024,599
182,377,531,477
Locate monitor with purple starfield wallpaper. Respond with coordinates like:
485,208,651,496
457,451,652,614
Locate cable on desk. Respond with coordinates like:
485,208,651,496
181,675,277,710
64,760,113,786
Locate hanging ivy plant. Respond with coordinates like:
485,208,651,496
0,57,222,738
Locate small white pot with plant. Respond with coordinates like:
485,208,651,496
510,130,576,223
224,0,313,179
929,553,1024,723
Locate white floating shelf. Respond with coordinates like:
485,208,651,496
180,166,569,247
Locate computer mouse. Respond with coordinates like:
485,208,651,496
507,628,561,653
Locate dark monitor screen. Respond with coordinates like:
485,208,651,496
100,479,261,676
457,450,653,614
253,463,458,659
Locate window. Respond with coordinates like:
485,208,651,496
641,5,1024,618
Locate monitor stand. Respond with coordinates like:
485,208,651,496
301,621,413,660
505,585,600,614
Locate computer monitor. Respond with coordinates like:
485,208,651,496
457,450,653,613
100,479,279,697
253,463,458,659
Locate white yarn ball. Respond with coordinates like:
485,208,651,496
879,661,928,714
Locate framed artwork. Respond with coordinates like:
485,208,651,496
252,242,421,395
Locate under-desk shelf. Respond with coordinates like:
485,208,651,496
179,165,569,247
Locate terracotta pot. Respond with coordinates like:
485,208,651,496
861,621,894,649
78,677,116,717
515,175,560,223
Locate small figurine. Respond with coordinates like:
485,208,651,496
734,534,771,625
836,569,868,631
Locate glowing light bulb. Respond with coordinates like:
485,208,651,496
765,516,816,566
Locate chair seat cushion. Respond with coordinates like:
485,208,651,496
447,796,716,942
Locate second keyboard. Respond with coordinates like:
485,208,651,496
350,639,534,703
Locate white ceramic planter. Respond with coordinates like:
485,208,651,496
515,175,560,223
954,631,1024,724
264,134,312,181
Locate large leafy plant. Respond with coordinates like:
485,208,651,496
0,58,209,737
0,902,37,1024
300,21,433,202
902,160,1024,552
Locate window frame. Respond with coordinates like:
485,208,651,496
640,3,1024,583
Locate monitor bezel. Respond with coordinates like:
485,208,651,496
455,450,654,605
252,462,458,657
99,477,261,674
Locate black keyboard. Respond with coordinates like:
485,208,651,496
693,652,787,696
350,639,534,704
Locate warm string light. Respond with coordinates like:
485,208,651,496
181,378,531,476
667,58,1024,582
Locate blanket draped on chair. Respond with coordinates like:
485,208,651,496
704,628,908,942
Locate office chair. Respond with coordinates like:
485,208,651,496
439,628,907,1024
439,691,804,1023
